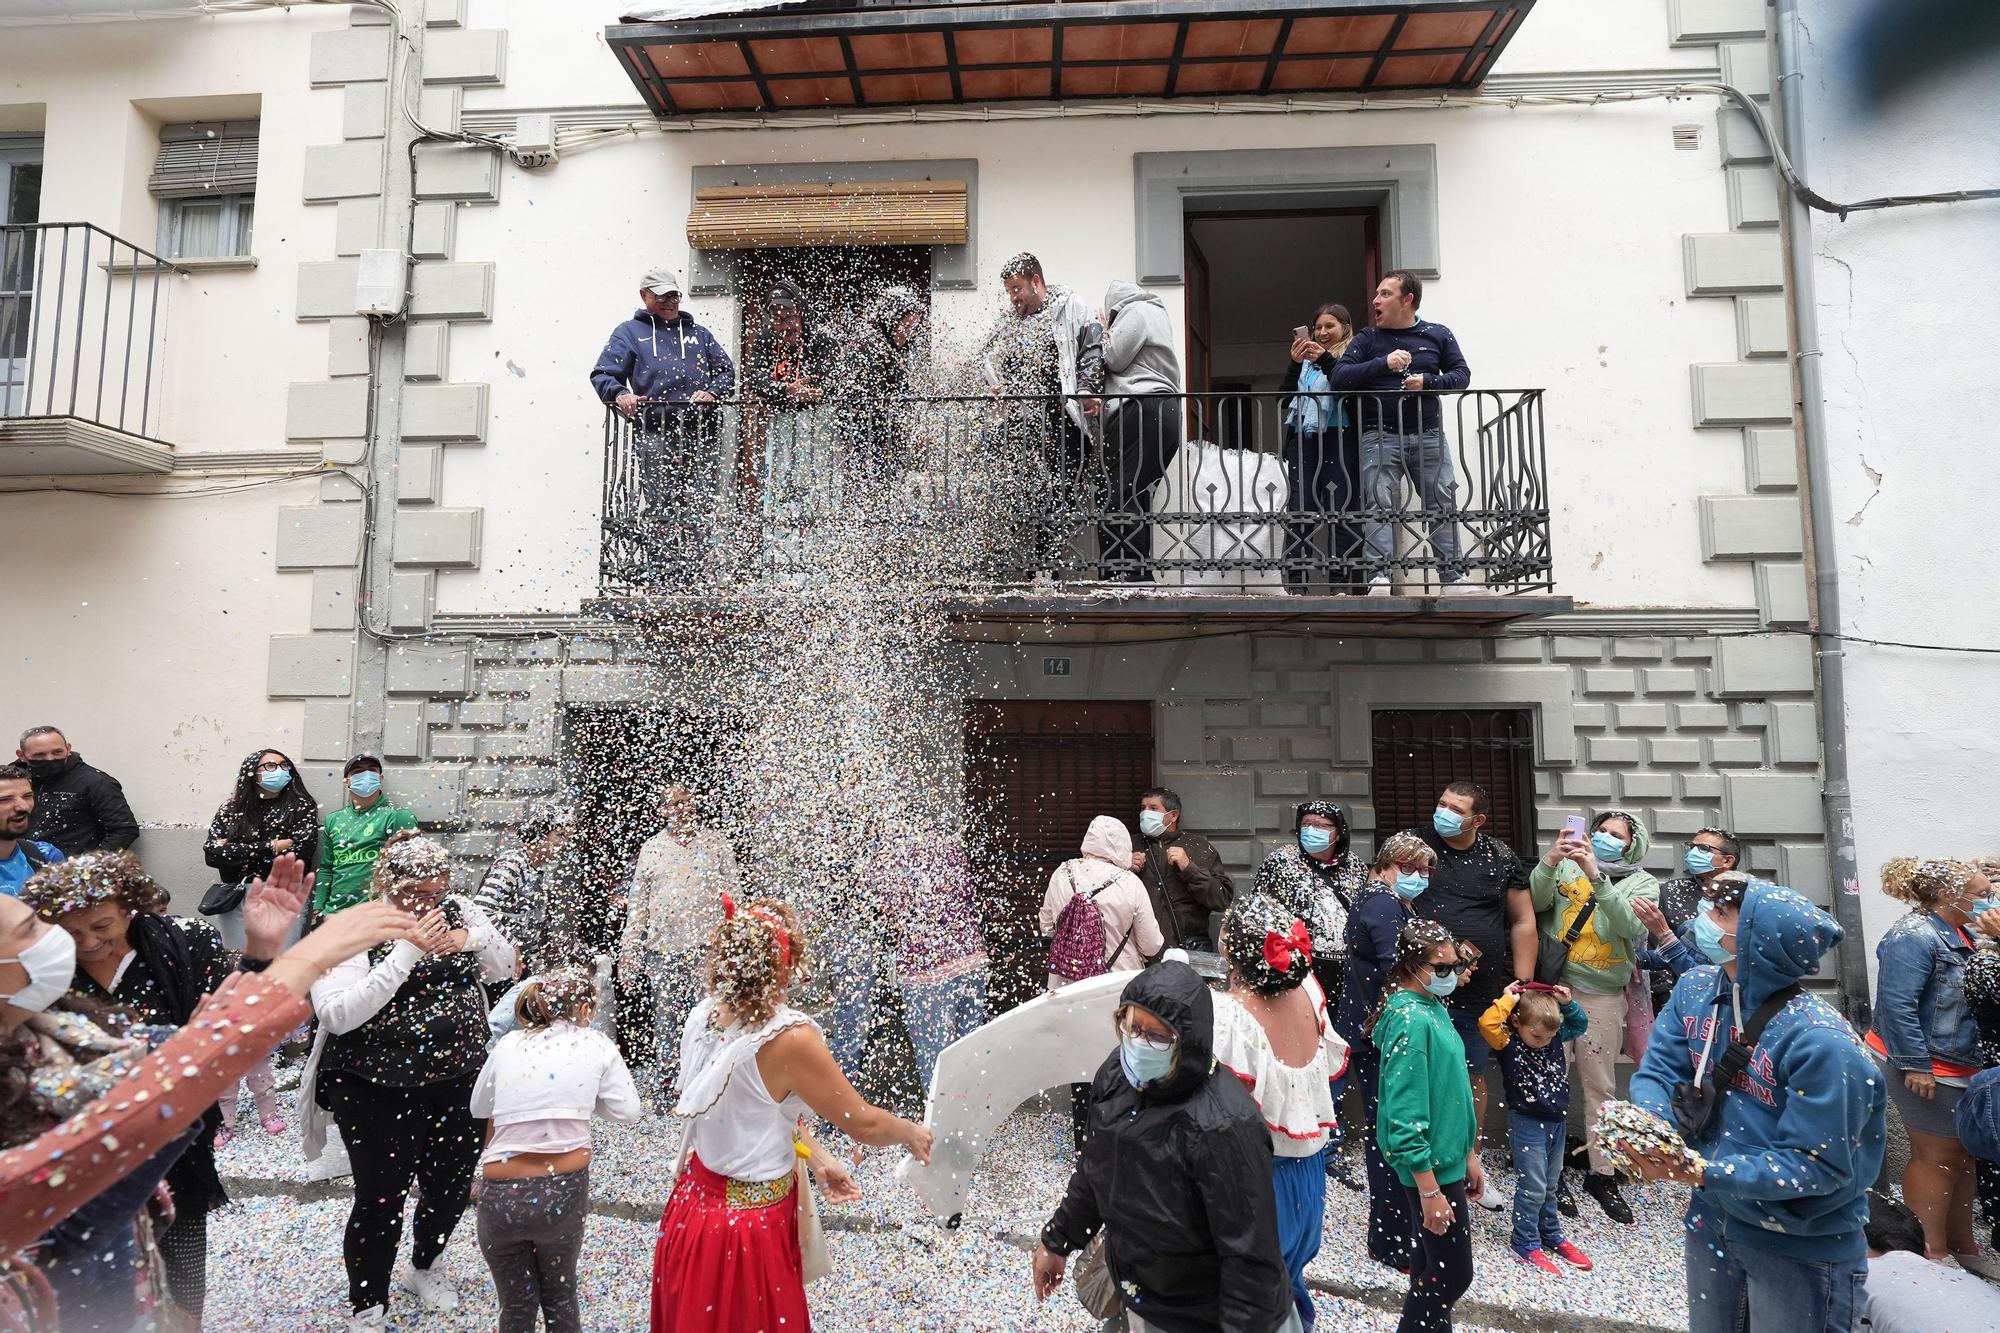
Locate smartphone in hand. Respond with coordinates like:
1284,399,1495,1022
1292,325,1311,342
1562,815,1588,842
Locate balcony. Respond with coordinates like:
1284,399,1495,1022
592,388,1568,632
1,222,181,476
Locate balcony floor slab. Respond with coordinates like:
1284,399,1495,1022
0,416,175,476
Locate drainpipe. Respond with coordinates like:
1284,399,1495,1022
1773,0,1870,1027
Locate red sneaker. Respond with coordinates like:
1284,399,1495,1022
1515,1248,1564,1276
1553,1241,1594,1271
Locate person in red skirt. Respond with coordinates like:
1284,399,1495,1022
653,896,934,1332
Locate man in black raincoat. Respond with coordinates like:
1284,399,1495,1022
1033,960,1293,1333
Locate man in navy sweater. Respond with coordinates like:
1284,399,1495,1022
1332,270,1472,593
590,265,737,583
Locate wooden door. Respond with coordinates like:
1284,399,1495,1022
965,700,1155,1009
1369,709,1538,858
1183,228,1213,402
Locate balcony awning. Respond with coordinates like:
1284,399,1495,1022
688,180,969,249
608,0,1536,118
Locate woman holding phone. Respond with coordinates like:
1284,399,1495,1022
1280,304,1358,592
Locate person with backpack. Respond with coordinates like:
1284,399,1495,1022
1624,878,1885,1333
1040,815,1164,1148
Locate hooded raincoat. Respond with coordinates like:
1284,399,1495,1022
1041,961,1292,1333
1040,816,1165,988
1628,882,1886,1262
1527,808,1661,992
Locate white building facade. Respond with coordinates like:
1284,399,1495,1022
0,0,1872,998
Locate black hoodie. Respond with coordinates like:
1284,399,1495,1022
25,752,139,856
1042,962,1290,1333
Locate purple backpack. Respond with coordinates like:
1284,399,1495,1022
1047,862,1134,983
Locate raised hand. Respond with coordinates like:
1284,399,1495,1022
242,853,310,960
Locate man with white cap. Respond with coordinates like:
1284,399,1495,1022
590,265,737,580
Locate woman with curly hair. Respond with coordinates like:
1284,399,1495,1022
652,895,932,1333
1868,856,1996,1273
299,830,516,1331
1208,893,1349,1330
20,850,234,1327
1371,918,1482,1333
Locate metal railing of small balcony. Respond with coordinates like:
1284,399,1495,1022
599,388,1550,597
0,222,181,441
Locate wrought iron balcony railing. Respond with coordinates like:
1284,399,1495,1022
1,222,180,441
600,388,1549,597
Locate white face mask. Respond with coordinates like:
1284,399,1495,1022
0,926,76,1013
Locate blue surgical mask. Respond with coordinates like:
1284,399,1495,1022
1393,871,1429,900
1432,807,1465,838
1591,831,1627,864
258,768,293,794
348,771,382,799
1968,897,2000,918
1298,826,1333,856
1684,847,1716,876
1423,968,1460,998
1691,911,1735,964
1119,1033,1177,1088
1139,810,1167,839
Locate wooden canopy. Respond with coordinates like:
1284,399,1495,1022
608,0,1537,118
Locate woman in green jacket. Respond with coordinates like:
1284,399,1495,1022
1527,808,1660,1224
1371,918,1482,1333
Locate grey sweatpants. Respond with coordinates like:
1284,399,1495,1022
475,1167,591,1333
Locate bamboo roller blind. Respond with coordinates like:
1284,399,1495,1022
686,181,969,250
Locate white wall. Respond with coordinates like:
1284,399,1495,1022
1797,2,2000,956
0,8,334,878
450,0,1756,613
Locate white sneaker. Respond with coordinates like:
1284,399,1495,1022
347,1307,386,1331
1953,1249,2000,1282
400,1263,459,1311
1440,581,1481,596
1471,1182,1509,1212
305,1142,353,1183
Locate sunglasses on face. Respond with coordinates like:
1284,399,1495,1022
1428,958,1471,976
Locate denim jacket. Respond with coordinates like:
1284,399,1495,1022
1874,911,1981,1070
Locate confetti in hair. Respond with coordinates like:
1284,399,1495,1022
19,850,163,921
369,828,450,899
514,968,597,1030
703,897,809,1029
1880,855,1975,906
1372,830,1436,872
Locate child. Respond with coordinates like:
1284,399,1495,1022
1479,981,1592,1275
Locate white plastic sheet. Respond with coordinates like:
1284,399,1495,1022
1148,440,1286,590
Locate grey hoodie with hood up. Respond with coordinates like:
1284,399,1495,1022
1102,280,1181,409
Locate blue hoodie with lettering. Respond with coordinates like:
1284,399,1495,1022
1628,882,1885,1262
589,309,736,405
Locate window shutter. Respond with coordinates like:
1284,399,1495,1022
687,181,969,250
149,121,259,200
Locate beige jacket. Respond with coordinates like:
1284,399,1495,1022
1039,815,1164,989
620,826,742,962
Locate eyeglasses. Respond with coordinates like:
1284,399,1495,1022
1118,1022,1176,1053
1427,958,1471,976
254,761,288,773
1392,860,1431,876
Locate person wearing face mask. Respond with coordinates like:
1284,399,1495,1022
1338,833,1436,1261
1133,788,1234,954
1369,919,1483,1333
0,855,416,1333
1649,827,1741,1013
1528,809,1659,1225
1408,781,1535,1195
300,830,517,1330
16,726,139,858
0,764,62,897
1625,877,1884,1333
1254,801,1368,1016
19,851,236,1327
313,755,417,922
1033,959,1294,1333
204,750,320,950
1866,857,1997,1275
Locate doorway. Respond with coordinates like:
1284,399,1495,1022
1369,709,1538,856
1182,208,1379,442
964,700,1156,1009
0,138,43,415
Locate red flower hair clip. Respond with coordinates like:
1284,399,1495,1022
1263,921,1313,974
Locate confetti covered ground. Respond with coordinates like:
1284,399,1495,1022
213,1089,1688,1331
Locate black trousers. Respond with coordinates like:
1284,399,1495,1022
323,1068,485,1313
1098,395,1181,581
633,405,724,584
1357,1042,1416,1269
1398,1179,1473,1333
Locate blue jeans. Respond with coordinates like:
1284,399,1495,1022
1508,1115,1567,1255
821,931,882,1076
902,968,988,1093
1359,426,1463,582
1683,1208,1867,1333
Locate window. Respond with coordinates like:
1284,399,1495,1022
1370,709,1538,856
149,120,258,259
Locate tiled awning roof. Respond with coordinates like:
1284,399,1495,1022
607,0,1536,118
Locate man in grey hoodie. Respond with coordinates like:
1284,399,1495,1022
1100,280,1182,581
